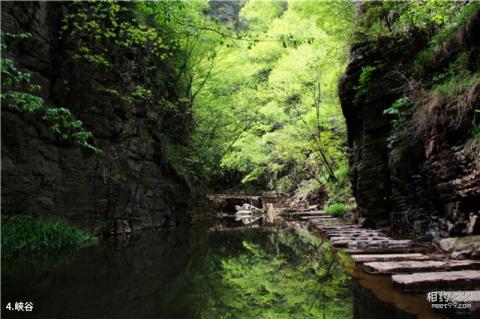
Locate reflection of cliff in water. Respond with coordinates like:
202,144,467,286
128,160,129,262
2,225,353,319
353,281,418,319
2,228,202,319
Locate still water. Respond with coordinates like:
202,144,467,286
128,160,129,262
1,222,455,319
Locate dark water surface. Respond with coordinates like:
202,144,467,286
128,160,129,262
1,222,452,319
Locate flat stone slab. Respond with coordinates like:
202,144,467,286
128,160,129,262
330,235,388,239
313,224,360,229
332,239,413,248
326,229,384,234
300,215,328,220
341,246,429,254
331,236,391,242
304,217,338,221
351,253,431,263
364,260,480,274
392,270,480,291
327,232,386,239
284,210,325,215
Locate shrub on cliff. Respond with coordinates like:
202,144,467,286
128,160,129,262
1,216,96,257
326,203,347,217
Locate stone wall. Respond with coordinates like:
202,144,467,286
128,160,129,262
1,2,191,233
340,9,480,240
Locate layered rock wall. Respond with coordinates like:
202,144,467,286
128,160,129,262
340,9,480,240
1,2,191,232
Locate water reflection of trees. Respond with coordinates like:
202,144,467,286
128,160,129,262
171,226,353,318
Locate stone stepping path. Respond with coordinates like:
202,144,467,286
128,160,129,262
392,270,480,291
298,208,480,316
308,216,415,249
364,260,480,274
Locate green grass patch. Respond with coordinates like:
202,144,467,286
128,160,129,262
430,71,480,98
326,203,348,217
1,216,96,257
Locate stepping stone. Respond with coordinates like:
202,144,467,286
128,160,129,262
325,229,388,237
342,246,429,254
311,221,361,230
326,229,382,234
392,270,480,291
345,246,424,253
312,222,345,228
288,210,325,214
305,217,338,221
363,260,480,274
310,220,348,224
352,239,413,248
314,221,357,225
351,253,430,263
332,239,413,248
316,225,361,230
330,236,390,242
300,215,328,220
327,232,386,239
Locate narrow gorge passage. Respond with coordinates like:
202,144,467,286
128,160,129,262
1,1,479,319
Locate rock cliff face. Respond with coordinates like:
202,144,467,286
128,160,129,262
208,0,245,28
1,2,191,232
340,9,480,240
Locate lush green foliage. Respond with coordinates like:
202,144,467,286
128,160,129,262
60,1,193,141
326,203,348,217
5,0,479,202
429,52,480,98
1,216,96,257
174,0,356,196
361,2,480,154
383,97,413,149
1,33,101,154
354,65,377,105
414,1,480,71
357,0,465,40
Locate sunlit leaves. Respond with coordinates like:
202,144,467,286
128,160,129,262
189,0,354,190
358,0,466,39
